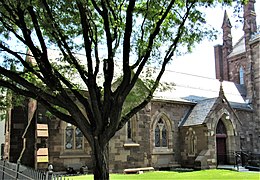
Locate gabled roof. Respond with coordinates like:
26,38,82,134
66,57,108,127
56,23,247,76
181,98,217,126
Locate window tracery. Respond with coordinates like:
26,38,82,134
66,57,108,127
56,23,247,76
65,123,83,150
154,118,168,147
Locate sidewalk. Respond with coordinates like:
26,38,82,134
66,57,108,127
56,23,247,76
217,165,260,173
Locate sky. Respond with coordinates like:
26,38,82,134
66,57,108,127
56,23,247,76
168,1,260,79
0,2,259,79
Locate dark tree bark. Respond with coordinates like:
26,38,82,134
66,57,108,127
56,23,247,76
92,138,109,180
0,0,226,179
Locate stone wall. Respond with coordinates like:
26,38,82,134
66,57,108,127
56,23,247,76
180,125,208,168
47,117,92,172
109,109,151,172
150,100,193,168
228,53,247,84
250,36,260,152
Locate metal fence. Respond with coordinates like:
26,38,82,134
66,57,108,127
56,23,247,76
0,160,66,180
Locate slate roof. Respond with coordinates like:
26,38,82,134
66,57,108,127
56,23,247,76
181,98,217,126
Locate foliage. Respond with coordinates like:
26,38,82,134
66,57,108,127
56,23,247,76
0,0,247,179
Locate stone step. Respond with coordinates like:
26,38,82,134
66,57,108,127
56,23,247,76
238,167,249,172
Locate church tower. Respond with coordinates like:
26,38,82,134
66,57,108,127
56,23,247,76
243,0,257,102
214,11,232,81
214,0,259,152
222,10,233,81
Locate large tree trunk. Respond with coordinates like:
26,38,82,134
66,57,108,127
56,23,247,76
92,138,109,180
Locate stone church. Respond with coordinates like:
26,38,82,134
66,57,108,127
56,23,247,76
3,0,259,173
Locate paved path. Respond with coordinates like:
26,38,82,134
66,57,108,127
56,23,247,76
217,165,260,173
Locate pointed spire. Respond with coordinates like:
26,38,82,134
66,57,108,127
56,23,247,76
222,10,232,29
222,10,232,48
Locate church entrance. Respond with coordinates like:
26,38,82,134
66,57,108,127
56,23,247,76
216,120,227,165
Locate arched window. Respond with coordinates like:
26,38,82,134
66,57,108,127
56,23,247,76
65,123,83,150
216,120,227,135
239,66,244,85
155,125,160,147
154,119,168,147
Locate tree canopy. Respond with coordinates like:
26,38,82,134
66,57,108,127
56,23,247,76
0,0,246,179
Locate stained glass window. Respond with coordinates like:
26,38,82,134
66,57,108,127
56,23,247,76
155,125,160,147
162,126,167,147
75,127,83,149
65,124,83,150
65,125,73,149
154,119,168,147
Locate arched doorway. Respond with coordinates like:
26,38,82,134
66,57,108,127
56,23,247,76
216,120,227,165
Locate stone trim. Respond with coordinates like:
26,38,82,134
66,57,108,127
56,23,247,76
59,153,90,159
123,143,140,147
151,151,174,155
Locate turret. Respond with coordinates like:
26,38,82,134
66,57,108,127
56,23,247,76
214,11,232,81
243,0,257,102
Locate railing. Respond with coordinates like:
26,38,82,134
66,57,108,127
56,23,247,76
217,151,260,171
234,151,260,171
0,160,67,180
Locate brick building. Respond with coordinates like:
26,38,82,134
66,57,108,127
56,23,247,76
3,0,259,172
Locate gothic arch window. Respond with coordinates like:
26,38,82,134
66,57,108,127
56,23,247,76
239,66,244,85
216,120,227,135
154,118,168,147
65,123,83,150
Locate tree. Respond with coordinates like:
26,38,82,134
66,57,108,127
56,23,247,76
0,0,244,179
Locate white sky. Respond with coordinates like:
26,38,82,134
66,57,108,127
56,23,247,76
168,2,260,79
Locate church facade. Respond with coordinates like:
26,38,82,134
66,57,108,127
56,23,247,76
3,0,259,172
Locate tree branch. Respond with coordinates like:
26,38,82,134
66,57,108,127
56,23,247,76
118,1,195,130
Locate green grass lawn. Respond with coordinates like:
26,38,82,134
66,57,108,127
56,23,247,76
65,169,260,180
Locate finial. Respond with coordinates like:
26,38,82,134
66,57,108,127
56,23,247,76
219,79,224,96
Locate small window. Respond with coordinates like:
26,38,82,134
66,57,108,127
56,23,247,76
239,66,244,85
154,119,168,147
65,123,83,150
127,121,132,139
126,115,138,142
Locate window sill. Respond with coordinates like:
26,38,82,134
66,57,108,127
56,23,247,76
188,154,196,157
152,148,173,155
123,143,140,147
